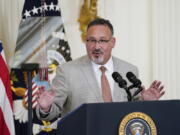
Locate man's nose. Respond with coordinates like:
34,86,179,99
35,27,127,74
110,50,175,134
94,42,101,49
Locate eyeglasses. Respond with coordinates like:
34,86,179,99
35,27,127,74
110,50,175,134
86,38,112,45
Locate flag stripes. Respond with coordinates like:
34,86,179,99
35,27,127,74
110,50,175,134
0,41,15,135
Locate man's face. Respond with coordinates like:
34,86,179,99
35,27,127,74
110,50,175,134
86,25,115,65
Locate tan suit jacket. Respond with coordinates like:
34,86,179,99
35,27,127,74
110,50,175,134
37,55,138,120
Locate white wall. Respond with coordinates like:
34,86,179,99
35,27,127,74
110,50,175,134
152,0,180,99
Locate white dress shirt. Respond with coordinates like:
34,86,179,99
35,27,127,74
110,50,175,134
91,57,115,100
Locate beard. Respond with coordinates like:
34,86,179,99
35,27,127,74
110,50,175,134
91,56,104,64
90,49,104,64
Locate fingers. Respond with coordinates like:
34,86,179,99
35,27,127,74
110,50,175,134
160,91,165,96
154,81,164,92
150,80,157,88
38,86,55,95
37,89,55,110
37,87,55,105
150,80,161,89
157,90,165,99
150,80,165,92
49,90,56,97
155,81,161,88
39,86,45,94
152,81,165,93
142,80,165,100
158,85,164,92
51,86,56,92
152,84,165,99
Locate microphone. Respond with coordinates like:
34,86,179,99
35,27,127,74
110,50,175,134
126,72,142,97
126,72,141,87
112,72,127,88
112,72,132,101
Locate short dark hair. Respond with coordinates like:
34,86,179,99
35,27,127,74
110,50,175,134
87,18,114,35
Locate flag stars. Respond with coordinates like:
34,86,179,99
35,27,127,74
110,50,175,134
66,50,70,54
23,2,59,19
24,10,31,18
61,46,65,51
49,2,55,10
43,3,48,11
32,6,38,15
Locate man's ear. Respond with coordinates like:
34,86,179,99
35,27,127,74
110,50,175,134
111,37,116,48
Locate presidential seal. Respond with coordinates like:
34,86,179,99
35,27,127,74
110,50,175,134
119,112,157,135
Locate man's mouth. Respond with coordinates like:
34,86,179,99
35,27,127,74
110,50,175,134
92,49,103,56
93,52,102,58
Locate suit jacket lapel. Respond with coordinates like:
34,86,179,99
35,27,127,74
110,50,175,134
79,56,103,102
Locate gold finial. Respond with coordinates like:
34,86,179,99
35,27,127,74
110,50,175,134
78,0,100,42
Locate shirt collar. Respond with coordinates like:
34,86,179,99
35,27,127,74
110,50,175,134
91,57,113,72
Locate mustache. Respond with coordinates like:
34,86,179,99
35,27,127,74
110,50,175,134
92,49,104,54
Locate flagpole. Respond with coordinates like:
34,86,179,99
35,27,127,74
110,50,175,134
21,63,39,135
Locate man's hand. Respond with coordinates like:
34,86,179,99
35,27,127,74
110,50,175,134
37,87,56,113
141,80,165,100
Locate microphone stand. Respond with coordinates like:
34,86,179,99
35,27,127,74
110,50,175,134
132,86,143,98
124,87,132,102
127,85,143,99
21,63,39,135
118,84,132,102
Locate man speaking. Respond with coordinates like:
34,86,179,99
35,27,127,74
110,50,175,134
36,18,165,121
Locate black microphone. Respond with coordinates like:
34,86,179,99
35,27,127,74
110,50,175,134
112,72,127,88
126,72,142,97
112,72,132,101
126,72,141,87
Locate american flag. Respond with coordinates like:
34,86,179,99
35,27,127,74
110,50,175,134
10,0,72,135
0,41,15,135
